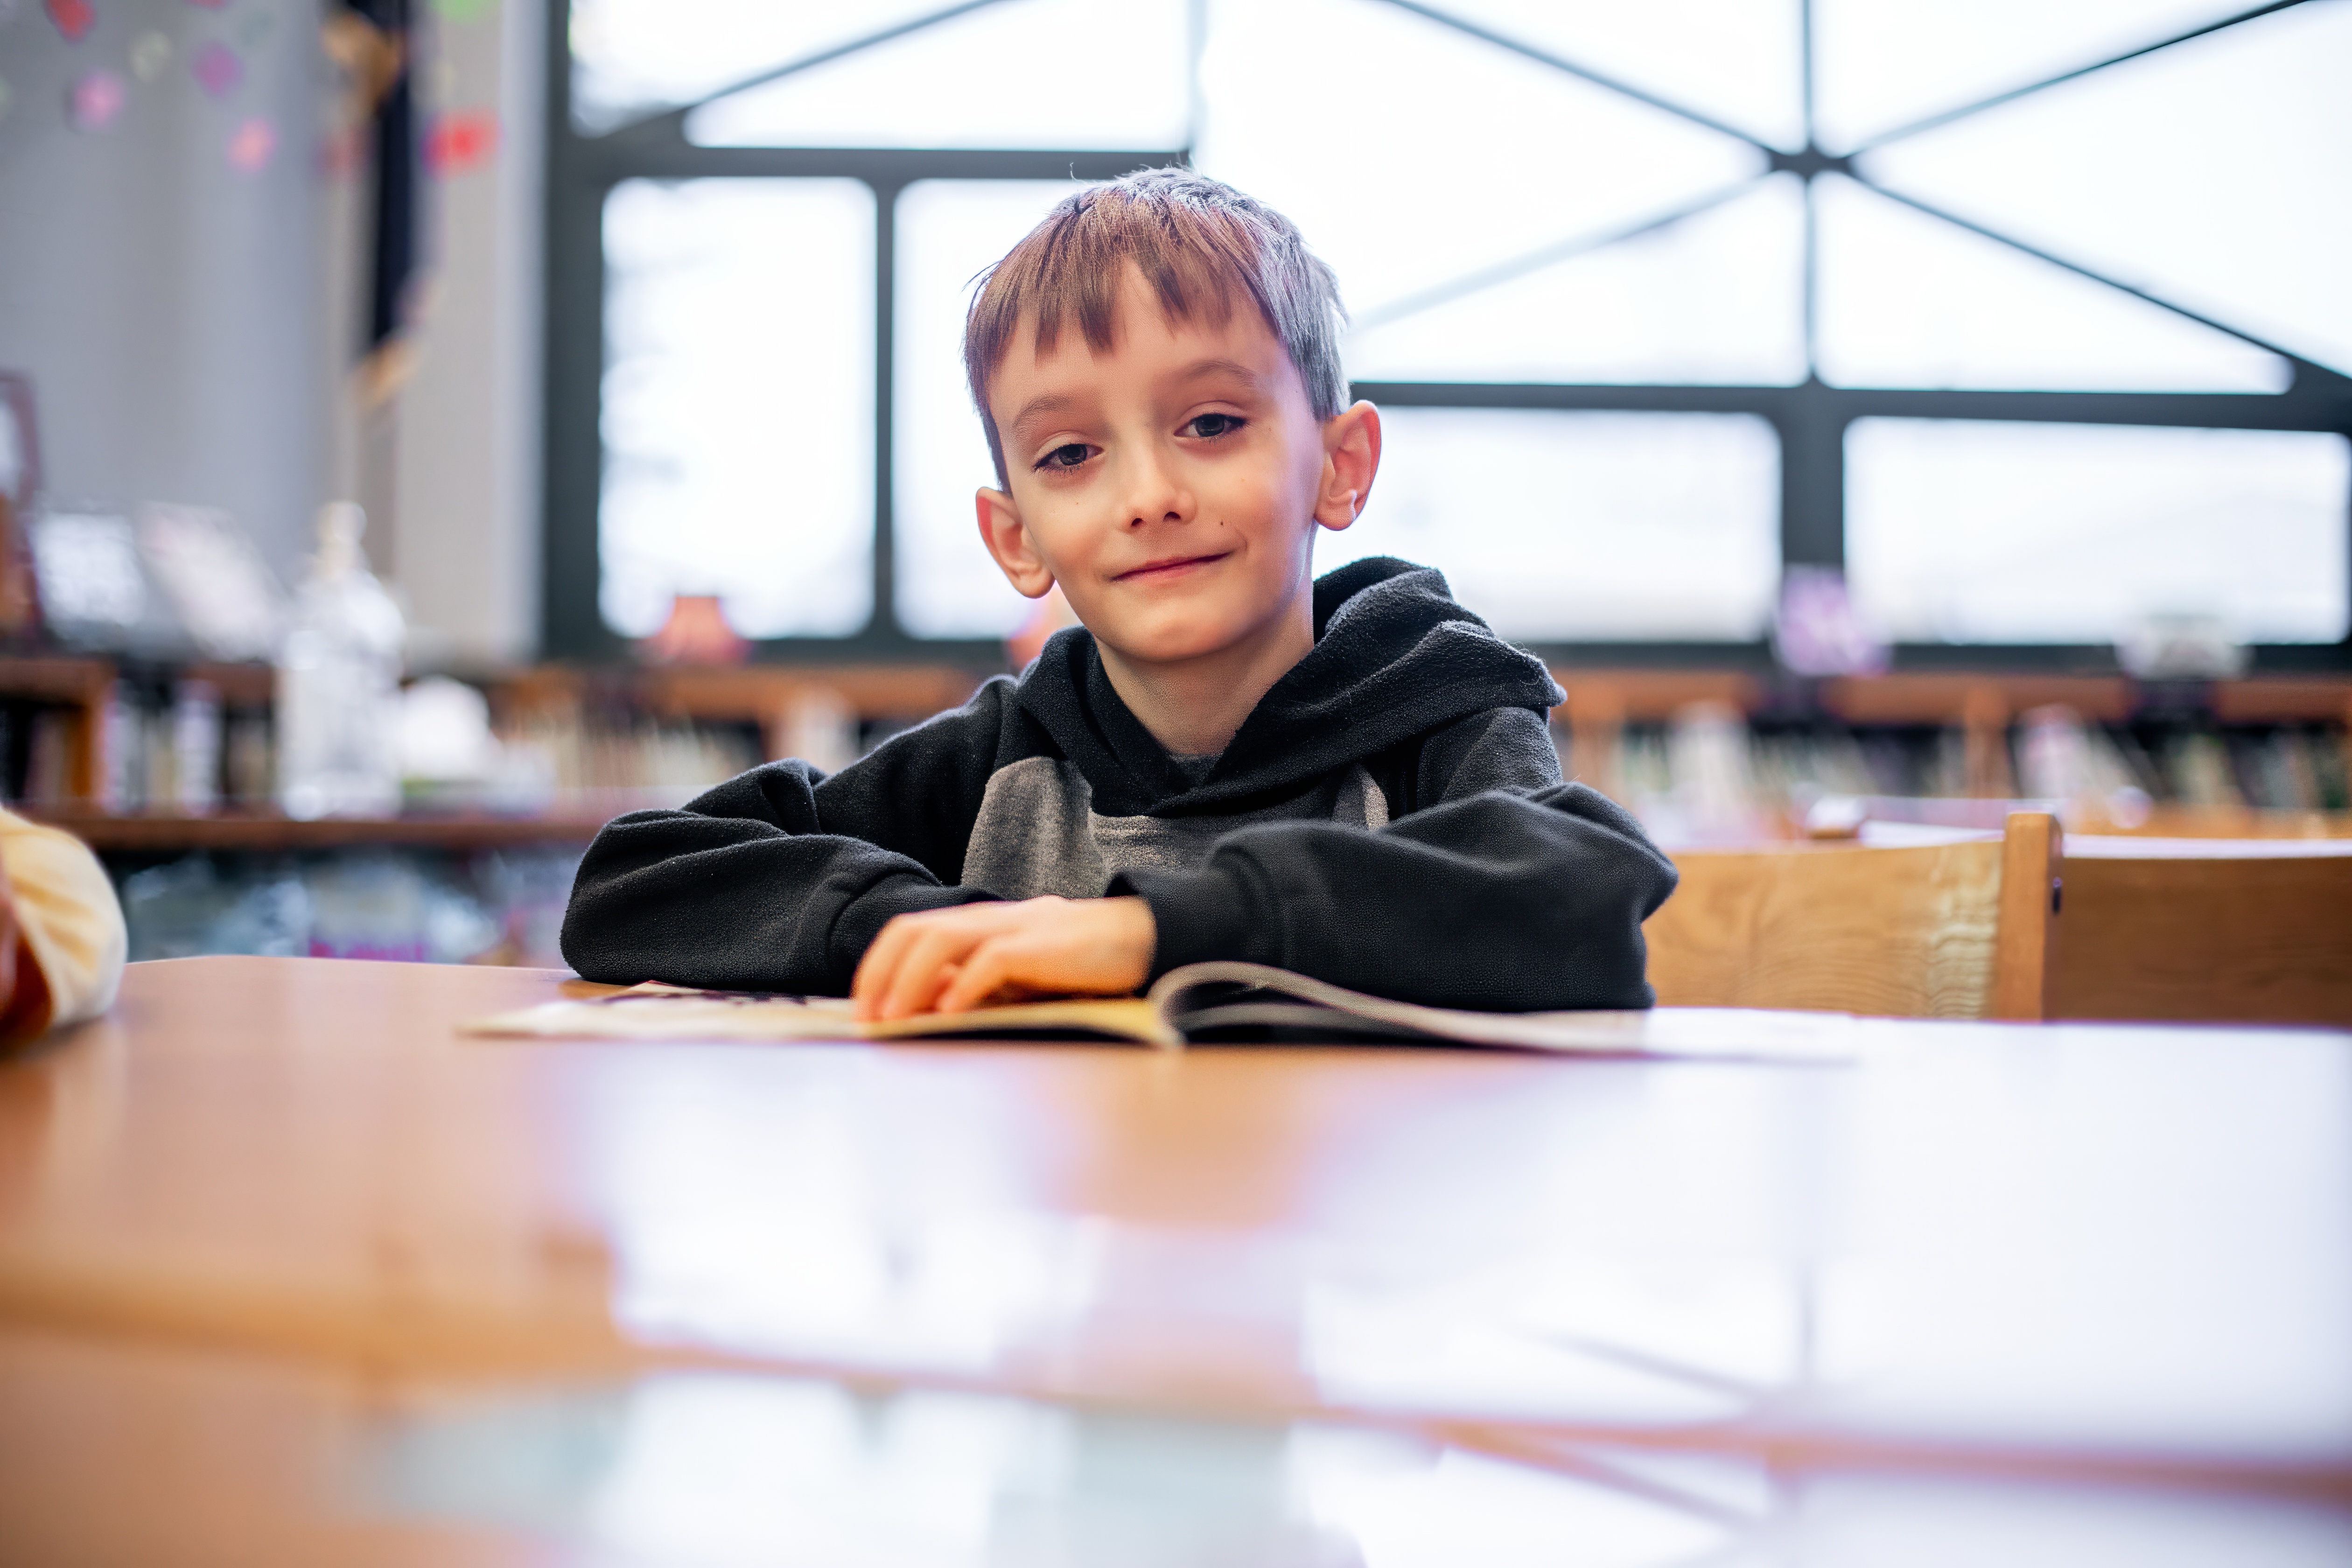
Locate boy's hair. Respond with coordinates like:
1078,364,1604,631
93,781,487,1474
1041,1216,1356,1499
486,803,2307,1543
962,168,1348,487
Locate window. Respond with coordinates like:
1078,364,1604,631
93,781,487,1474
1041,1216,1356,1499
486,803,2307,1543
599,179,875,638
547,0,2352,664
1327,410,1782,642
685,0,1190,151
891,180,1076,640
1847,420,2352,645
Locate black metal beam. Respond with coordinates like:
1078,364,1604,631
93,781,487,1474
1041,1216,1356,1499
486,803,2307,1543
1852,0,2317,153
1799,0,1816,148
1351,380,2352,431
1854,176,2322,370
542,0,626,662
1357,376,2352,613
573,142,1189,185
1374,0,1772,150
1352,179,1761,333
871,176,904,642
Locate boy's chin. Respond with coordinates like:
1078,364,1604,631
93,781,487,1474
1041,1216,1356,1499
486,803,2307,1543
1096,611,1257,670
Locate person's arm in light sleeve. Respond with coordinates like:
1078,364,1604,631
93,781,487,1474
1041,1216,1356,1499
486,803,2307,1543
0,808,127,1043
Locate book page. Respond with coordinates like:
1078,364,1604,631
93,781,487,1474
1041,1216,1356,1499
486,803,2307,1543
468,975,1851,1062
1149,963,1857,1063
465,983,1178,1047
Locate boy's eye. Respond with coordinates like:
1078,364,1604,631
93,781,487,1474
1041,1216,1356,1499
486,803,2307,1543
1035,442,1092,471
1185,413,1246,440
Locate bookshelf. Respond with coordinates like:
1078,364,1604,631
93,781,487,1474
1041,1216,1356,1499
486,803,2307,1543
0,658,994,848
0,654,2341,970
21,808,623,854
4,654,2348,859
1544,666,2352,832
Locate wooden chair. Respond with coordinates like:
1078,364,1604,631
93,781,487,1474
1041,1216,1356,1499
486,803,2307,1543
2047,838,2352,1026
1645,813,2059,1020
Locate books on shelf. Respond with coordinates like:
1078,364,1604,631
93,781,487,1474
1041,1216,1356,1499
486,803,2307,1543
1558,704,2350,833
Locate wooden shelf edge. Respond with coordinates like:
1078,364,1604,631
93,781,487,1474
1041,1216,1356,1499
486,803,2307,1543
23,810,617,854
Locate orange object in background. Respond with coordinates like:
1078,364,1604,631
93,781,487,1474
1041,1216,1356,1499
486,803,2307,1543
637,594,748,667
1005,586,1078,672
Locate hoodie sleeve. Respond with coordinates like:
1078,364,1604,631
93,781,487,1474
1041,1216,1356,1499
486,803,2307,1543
1110,706,1677,1010
559,681,1015,994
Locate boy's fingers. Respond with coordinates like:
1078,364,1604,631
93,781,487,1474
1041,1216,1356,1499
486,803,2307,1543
857,907,987,1017
858,910,925,980
935,943,1015,1015
856,900,1068,1018
880,925,977,1019
851,918,914,1019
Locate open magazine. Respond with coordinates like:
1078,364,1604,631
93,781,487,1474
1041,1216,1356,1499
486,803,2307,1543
466,962,1855,1063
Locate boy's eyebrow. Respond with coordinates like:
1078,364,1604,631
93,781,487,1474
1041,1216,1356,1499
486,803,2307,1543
1005,392,1085,441
1005,357,1271,443
1169,356,1263,387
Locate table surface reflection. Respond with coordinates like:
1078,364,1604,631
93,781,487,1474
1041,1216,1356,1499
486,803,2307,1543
1,957,2348,1503
8,1325,2348,1568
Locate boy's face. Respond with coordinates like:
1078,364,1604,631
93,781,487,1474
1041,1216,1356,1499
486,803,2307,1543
976,265,1377,677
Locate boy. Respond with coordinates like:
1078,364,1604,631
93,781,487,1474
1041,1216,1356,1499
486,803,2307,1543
562,170,1676,1018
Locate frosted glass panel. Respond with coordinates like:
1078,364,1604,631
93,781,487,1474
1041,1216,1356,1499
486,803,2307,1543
1431,0,1806,150
1346,175,1804,386
894,181,1079,640
1847,420,2352,645
689,0,1188,151
601,179,875,640
569,0,948,131
1813,175,2286,392
1323,410,1781,641
1859,2,2352,374
1813,0,2253,151
1194,0,1761,326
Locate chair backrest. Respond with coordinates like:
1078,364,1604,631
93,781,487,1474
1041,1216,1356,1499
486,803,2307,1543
2049,837,2352,1025
1646,813,2059,1020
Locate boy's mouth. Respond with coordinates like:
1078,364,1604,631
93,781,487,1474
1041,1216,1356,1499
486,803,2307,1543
1115,551,1230,583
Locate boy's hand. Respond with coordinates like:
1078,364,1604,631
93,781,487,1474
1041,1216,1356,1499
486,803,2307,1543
851,896,1155,1021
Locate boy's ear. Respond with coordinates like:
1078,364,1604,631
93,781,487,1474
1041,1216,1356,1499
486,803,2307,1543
977,487,1058,599
1315,401,1382,532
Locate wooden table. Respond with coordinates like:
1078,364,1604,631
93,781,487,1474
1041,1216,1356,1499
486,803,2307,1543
3,959,2348,1563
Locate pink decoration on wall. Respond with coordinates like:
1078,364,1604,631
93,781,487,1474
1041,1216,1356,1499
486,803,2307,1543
67,69,125,130
192,40,243,98
226,114,275,174
45,0,94,42
423,109,499,177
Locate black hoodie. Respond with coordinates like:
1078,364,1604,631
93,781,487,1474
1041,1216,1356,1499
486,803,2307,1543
560,558,1678,1009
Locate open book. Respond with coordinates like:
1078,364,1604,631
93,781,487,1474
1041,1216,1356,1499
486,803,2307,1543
466,962,1855,1063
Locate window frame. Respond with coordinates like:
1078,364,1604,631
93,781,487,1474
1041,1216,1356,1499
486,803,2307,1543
541,0,2352,670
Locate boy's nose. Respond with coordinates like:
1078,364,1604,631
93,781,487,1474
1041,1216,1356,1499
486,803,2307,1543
1122,448,1191,529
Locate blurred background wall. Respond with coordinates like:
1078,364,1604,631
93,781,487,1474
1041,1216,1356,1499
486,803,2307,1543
372,0,542,668
0,0,543,667
0,0,328,576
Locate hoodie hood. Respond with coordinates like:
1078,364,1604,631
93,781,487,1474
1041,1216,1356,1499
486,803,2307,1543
1014,557,1562,815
